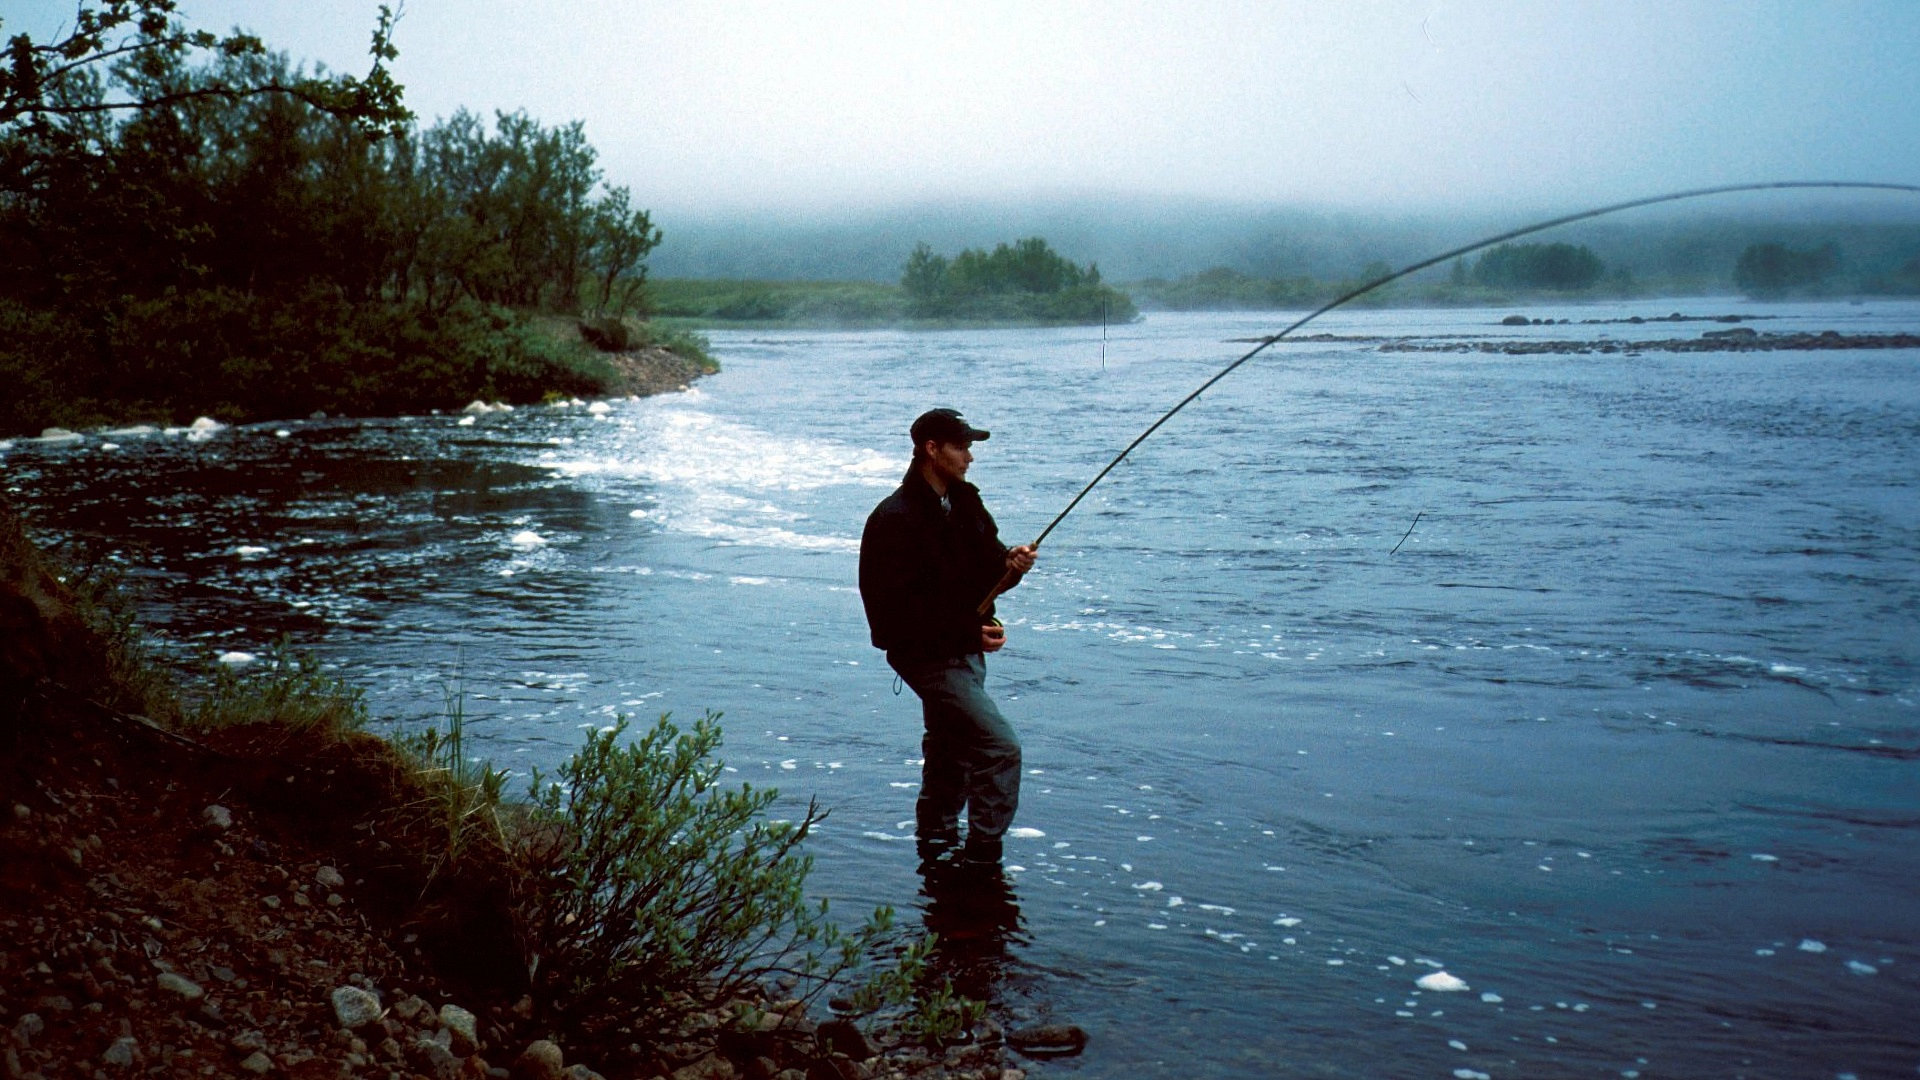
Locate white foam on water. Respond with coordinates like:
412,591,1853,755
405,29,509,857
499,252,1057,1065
862,831,910,842
1417,972,1470,992
1273,917,1302,927
1454,1071,1491,1080
1846,960,1878,975
1798,939,1828,953
1006,826,1046,839
1133,881,1163,891
1198,904,1236,915
508,531,547,548
729,576,772,586
1448,1040,1468,1051
458,415,477,426
234,546,270,557
32,428,81,442
217,652,256,666
1480,992,1503,1003
1750,853,1779,862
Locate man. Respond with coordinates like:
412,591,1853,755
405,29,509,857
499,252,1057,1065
859,408,1037,866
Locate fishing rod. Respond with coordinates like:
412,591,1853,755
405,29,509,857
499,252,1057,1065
978,179,1920,615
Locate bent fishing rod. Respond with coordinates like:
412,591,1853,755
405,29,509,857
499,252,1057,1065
979,179,1920,615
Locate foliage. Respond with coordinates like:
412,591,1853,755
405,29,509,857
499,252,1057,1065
391,682,514,881
648,278,907,326
0,0,410,137
1472,242,1606,291
900,237,1136,323
0,5,676,437
514,713,906,1031
181,638,368,734
1733,241,1841,298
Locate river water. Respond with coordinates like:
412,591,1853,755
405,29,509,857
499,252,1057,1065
5,302,1918,1078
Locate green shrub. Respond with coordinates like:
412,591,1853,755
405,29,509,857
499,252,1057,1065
514,713,901,1033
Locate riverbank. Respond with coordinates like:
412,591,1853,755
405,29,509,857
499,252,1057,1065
0,505,1023,1080
0,304,717,442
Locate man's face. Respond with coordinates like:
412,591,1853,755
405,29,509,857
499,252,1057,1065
924,439,973,486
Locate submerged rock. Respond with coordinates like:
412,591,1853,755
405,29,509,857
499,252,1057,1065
1006,1023,1088,1058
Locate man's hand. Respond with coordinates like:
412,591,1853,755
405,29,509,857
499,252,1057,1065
1006,544,1037,574
981,621,1008,653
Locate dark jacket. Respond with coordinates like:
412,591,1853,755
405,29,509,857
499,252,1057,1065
859,464,1021,659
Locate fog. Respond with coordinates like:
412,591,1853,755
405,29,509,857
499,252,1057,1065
13,1,1918,280
16,1,1918,218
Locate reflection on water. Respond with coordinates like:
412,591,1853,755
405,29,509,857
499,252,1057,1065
916,856,1028,1012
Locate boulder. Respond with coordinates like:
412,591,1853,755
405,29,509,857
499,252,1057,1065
439,1002,480,1056
330,986,384,1030
1006,1023,1089,1058
512,1040,565,1080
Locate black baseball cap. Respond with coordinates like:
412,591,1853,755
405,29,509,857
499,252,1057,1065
910,407,990,445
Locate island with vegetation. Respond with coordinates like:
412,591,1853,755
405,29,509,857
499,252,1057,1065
650,236,1136,329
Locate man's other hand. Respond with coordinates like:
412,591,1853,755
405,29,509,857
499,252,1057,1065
981,621,1008,653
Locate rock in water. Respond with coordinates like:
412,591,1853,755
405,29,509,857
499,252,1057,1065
1007,1023,1089,1058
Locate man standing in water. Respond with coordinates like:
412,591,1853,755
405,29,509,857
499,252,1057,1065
860,408,1037,866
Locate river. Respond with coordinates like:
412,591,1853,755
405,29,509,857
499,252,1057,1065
5,301,1918,1078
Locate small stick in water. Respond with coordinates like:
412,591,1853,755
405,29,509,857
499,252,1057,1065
1390,511,1424,556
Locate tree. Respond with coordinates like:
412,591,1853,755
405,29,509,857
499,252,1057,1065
1733,241,1840,298
585,185,662,317
899,242,949,315
1473,242,1605,291
897,237,1131,323
1,1,409,138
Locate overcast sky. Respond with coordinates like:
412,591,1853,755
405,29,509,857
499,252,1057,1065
16,1,1920,218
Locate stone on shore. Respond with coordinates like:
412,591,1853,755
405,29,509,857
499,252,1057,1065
330,985,384,1029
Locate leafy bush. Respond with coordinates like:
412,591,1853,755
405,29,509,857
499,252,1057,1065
514,713,901,1032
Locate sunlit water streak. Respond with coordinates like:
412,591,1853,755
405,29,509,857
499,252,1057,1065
6,301,1918,1078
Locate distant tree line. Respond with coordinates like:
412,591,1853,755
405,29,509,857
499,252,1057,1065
1470,242,1605,291
0,1,670,435
1732,241,1840,298
900,237,1136,322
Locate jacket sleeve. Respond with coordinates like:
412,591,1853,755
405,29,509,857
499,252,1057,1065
977,506,1023,600
859,505,914,651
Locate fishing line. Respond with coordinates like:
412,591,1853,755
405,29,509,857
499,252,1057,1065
977,179,1920,613
1389,510,1424,556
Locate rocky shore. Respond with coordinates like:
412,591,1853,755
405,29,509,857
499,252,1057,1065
599,347,717,398
1378,327,1920,356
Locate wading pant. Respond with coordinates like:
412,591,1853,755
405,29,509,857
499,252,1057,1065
887,652,1022,842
